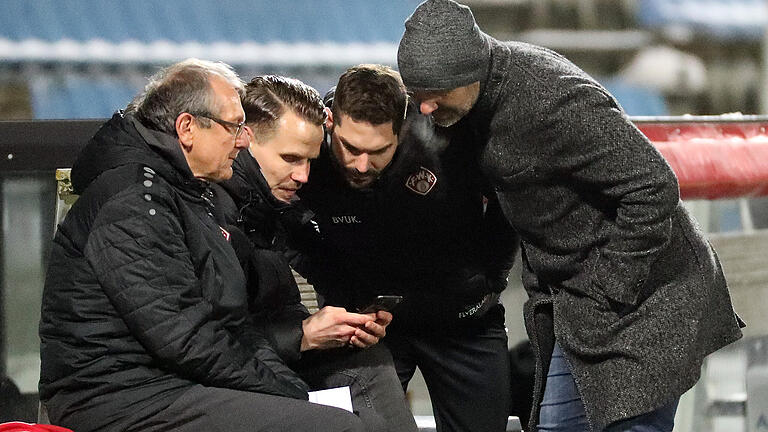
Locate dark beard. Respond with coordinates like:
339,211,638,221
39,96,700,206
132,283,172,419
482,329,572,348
345,170,379,189
327,140,381,190
432,108,464,127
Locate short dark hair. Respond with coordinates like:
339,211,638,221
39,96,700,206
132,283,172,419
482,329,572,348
242,75,325,140
332,64,407,135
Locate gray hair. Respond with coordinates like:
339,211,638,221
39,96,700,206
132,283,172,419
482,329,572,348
129,58,245,136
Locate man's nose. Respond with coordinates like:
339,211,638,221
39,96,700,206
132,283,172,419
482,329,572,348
419,100,438,115
354,153,370,173
292,162,310,184
235,129,250,149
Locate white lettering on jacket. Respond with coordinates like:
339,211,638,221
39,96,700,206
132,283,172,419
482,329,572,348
331,215,362,224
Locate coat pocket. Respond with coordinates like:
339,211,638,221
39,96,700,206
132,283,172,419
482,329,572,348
499,164,534,184
589,246,651,310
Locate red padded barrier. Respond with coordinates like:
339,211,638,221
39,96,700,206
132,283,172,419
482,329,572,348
0,423,72,432
634,116,768,200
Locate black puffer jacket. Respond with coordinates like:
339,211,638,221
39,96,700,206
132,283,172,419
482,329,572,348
39,112,308,432
293,104,519,332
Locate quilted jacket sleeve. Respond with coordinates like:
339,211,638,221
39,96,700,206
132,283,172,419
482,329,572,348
84,183,309,399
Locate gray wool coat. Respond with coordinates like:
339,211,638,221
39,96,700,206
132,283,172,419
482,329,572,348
464,38,744,431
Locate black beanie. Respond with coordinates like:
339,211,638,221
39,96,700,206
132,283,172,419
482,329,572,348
397,0,490,91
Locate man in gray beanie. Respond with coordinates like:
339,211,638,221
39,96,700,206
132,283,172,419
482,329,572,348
398,1,744,432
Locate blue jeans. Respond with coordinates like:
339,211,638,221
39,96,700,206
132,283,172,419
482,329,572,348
538,342,678,432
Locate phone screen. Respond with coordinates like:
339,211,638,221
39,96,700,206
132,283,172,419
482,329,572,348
358,295,403,314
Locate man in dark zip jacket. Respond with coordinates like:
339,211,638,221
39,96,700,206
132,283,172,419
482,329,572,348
219,74,419,432
287,65,520,432
39,59,367,432
397,1,745,431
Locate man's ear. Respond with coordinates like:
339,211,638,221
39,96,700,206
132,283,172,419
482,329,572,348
324,107,334,130
176,113,196,150
243,125,254,142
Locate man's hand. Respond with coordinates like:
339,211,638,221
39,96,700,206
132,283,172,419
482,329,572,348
349,310,392,348
300,307,392,351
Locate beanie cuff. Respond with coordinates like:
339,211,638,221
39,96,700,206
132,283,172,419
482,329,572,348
400,60,487,92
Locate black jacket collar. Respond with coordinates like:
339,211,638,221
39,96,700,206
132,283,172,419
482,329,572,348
221,150,315,245
71,111,208,200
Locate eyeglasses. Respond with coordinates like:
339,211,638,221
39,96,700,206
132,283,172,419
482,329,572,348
193,113,245,141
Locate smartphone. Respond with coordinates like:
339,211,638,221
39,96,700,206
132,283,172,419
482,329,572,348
358,295,404,314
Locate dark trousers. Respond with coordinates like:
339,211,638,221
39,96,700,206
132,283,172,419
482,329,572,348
130,384,365,432
132,344,416,432
130,385,365,432
385,305,511,432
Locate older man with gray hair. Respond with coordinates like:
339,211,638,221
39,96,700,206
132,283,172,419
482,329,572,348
39,59,366,432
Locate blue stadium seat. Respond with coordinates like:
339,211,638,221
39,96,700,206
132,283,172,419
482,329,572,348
601,79,669,117
30,75,139,119
636,0,768,41
0,0,421,45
